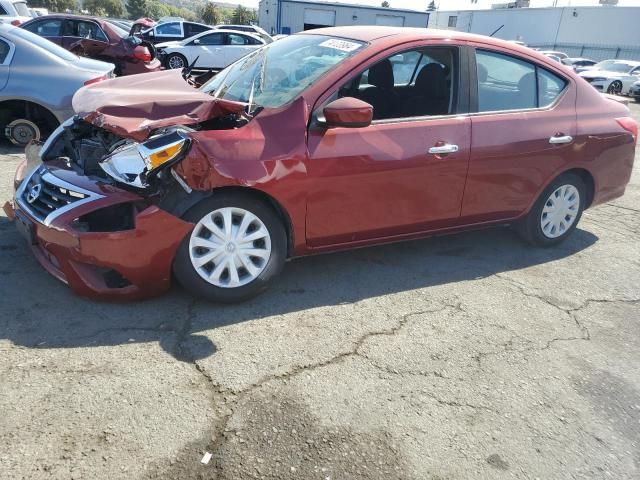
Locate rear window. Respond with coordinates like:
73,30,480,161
11,26,79,62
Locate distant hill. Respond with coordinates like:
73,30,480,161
158,0,256,15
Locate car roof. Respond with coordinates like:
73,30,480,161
22,13,104,23
300,25,524,46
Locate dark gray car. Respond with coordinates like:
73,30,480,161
0,24,115,146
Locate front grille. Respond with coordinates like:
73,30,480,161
21,172,87,221
17,168,104,226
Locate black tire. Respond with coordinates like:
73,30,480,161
516,173,586,247
165,52,188,70
173,191,287,303
607,80,623,95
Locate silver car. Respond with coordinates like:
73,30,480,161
0,24,115,146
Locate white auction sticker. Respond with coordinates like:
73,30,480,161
319,39,362,53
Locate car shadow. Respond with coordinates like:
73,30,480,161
0,217,598,362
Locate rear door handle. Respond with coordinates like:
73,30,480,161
428,144,459,155
549,135,573,144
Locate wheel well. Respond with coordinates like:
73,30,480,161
207,186,295,257
0,100,59,134
563,168,595,208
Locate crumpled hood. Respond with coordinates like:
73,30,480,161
72,69,246,142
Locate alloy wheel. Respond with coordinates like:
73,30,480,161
540,184,580,239
189,207,272,288
168,55,186,69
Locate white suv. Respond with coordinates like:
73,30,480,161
0,0,31,26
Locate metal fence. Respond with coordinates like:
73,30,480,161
529,43,640,62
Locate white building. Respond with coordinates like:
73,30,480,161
259,0,430,36
429,6,640,60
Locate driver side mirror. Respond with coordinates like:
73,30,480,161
193,38,201,45
322,97,373,128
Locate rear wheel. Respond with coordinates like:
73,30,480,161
166,52,187,70
607,80,623,95
5,119,41,146
173,192,287,303
517,173,586,247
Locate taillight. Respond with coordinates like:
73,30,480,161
616,117,638,145
10,20,21,26
84,74,108,86
133,46,152,63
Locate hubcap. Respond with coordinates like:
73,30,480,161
540,184,580,239
168,55,185,69
189,207,272,288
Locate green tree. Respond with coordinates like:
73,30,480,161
381,1,390,7
29,0,76,13
428,0,436,11
145,0,169,19
84,0,124,17
127,0,148,19
200,2,219,25
231,5,252,25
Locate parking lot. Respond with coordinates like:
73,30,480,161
0,102,638,479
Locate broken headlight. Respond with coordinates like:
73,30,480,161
99,129,191,188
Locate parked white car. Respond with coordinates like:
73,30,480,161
0,0,31,25
579,60,640,95
157,29,266,70
538,50,568,61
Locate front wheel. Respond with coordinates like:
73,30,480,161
173,192,287,303
607,80,623,95
165,52,187,70
516,173,586,247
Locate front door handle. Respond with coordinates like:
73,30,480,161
549,135,573,144
429,144,459,155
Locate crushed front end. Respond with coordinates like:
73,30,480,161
4,117,196,300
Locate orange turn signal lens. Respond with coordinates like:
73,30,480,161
146,143,183,169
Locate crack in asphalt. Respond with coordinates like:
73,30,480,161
168,302,499,474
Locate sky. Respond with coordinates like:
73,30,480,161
233,0,640,10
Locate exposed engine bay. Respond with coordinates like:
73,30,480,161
40,114,249,193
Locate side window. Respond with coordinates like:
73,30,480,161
75,21,108,42
24,19,62,37
476,50,567,112
197,33,224,46
0,5,7,14
476,50,536,112
339,47,457,120
156,22,181,36
387,51,421,85
246,36,262,45
0,39,10,64
538,68,567,108
448,16,457,27
227,33,249,45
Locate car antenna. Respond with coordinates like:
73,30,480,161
489,25,504,37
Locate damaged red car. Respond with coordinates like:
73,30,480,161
4,27,637,302
20,14,161,76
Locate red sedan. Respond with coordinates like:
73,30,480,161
4,27,636,302
20,14,161,76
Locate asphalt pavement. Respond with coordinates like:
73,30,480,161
0,104,639,479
